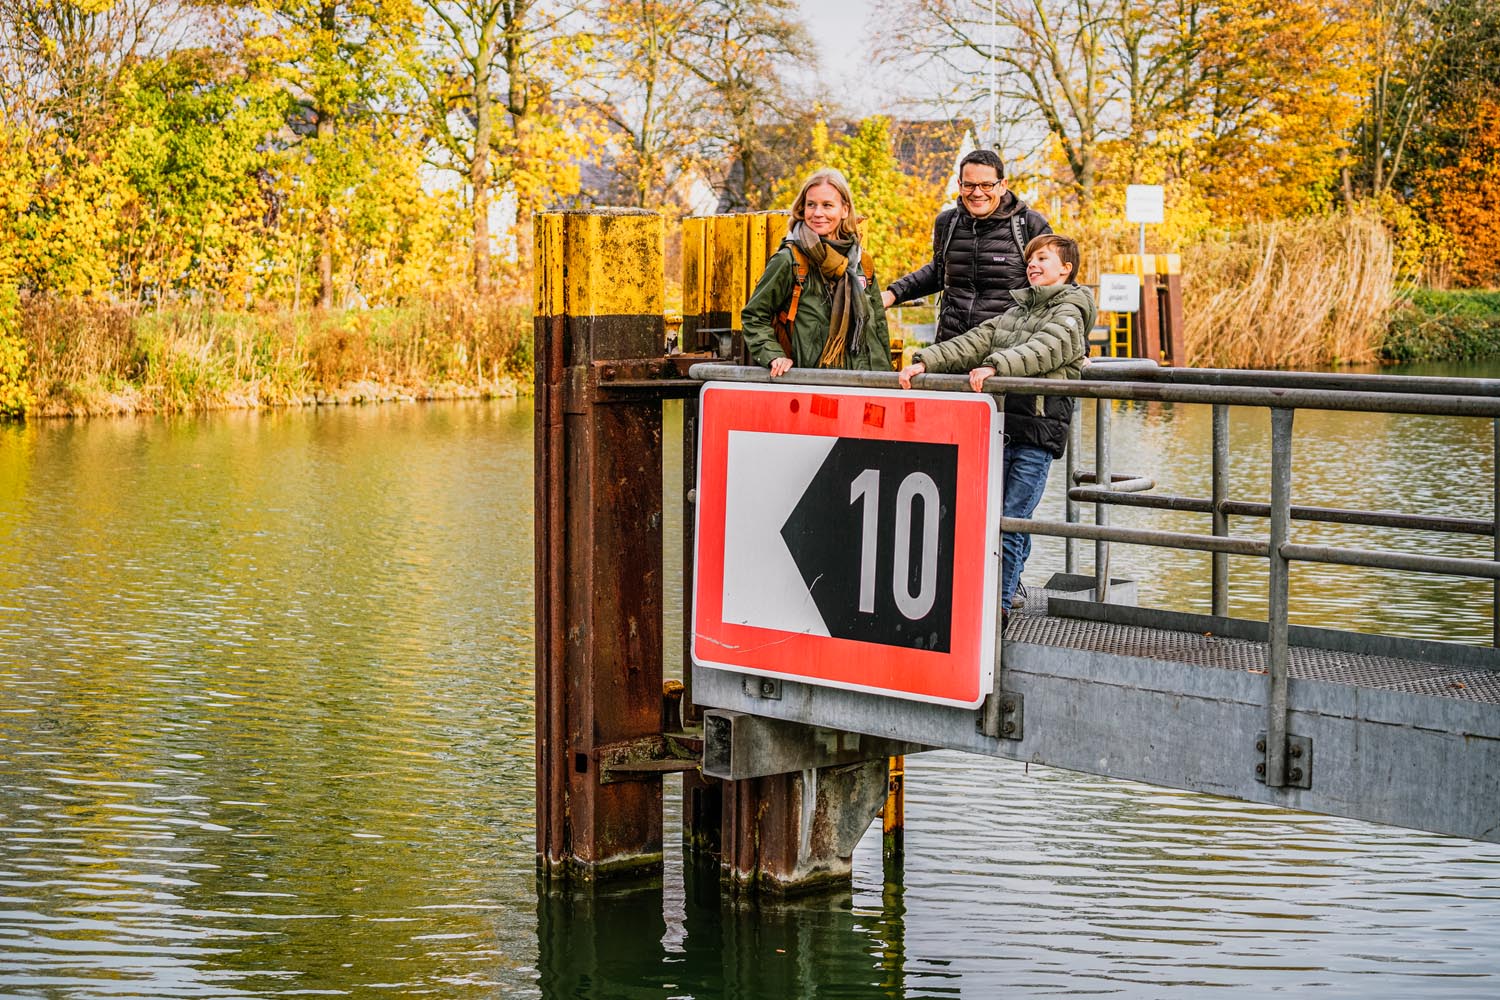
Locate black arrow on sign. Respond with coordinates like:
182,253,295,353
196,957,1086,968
780,438,958,651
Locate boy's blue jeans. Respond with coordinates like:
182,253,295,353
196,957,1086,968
1002,443,1054,611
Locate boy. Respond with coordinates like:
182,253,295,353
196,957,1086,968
897,234,1096,626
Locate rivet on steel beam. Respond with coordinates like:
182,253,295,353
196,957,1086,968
1289,767,1303,783
1002,722,1015,736
1290,745,1303,759
1255,762,1265,776
1000,698,1015,713
760,680,775,696
1255,739,1266,753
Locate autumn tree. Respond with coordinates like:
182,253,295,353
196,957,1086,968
0,0,183,137
776,117,948,279
417,0,585,293
674,0,807,210
246,0,419,307
577,0,708,211
874,0,1368,219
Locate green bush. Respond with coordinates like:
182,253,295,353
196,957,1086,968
1380,289,1500,363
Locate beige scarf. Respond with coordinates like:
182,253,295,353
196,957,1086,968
789,222,869,368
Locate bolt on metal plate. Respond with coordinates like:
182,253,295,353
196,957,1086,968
1254,731,1313,789
744,676,781,700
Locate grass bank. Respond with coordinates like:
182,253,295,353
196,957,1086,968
1380,289,1500,363
14,293,532,417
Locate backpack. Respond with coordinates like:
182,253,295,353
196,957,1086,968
772,244,876,358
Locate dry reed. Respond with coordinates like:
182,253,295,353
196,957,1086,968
1179,210,1396,369
1064,208,1397,369
20,292,533,416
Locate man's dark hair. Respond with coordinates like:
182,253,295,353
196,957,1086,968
958,149,1005,179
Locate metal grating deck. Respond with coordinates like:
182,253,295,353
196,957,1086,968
1008,593,1500,706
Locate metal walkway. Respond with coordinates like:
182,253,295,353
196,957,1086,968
1010,590,1500,707
692,362,1500,847
698,582,1500,845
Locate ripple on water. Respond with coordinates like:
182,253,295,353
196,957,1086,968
3,399,1500,999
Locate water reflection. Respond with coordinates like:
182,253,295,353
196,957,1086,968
1,389,1498,999
537,859,924,1000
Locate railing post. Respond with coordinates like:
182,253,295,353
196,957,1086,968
1212,403,1230,617
1094,397,1112,602
1065,400,1080,575
1265,407,1295,788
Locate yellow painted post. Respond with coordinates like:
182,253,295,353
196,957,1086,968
1113,253,1162,359
534,208,668,880
680,217,708,353
882,755,905,867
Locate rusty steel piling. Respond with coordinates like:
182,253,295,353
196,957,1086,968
534,209,669,878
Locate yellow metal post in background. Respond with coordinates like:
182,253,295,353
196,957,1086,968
883,754,905,867
678,211,791,358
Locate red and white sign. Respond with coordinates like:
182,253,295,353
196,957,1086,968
692,382,1002,708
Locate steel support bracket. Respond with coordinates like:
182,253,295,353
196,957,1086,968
592,356,705,400
702,710,929,781
1254,732,1313,788
597,732,702,784
979,691,1024,741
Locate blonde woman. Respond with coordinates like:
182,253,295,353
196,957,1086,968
740,168,891,376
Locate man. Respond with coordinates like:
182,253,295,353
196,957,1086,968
881,149,1051,341
883,149,1065,622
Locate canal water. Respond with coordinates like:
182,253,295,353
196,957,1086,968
2,371,1498,998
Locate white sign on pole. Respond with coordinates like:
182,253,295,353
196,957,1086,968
1125,185,1165,224
1098,273,1141,312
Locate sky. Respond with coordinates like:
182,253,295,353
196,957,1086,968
795,0,894,115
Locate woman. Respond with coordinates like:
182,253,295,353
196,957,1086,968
897,234,1096,626
740,169,891,375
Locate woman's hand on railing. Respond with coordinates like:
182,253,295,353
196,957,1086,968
769,357,793,377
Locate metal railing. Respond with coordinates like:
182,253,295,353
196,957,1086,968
688,361,1500,780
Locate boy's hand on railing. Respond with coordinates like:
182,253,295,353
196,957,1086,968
968,366,997,392
897,361,926,389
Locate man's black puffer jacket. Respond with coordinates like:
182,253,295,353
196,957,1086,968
887,193,1071,457
886,194,1052,343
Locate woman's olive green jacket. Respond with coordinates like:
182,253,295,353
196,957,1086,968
740,245,893,372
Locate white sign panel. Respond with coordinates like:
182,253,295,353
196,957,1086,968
1125,184,1165,224
1098,273,1141,312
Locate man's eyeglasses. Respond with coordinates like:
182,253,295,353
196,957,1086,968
959,181,1000,193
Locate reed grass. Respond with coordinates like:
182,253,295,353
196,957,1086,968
1179,210,1395,369
19,293,532,416
1066,207,1397,369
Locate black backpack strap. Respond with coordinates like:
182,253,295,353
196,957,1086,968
938,212,960,277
